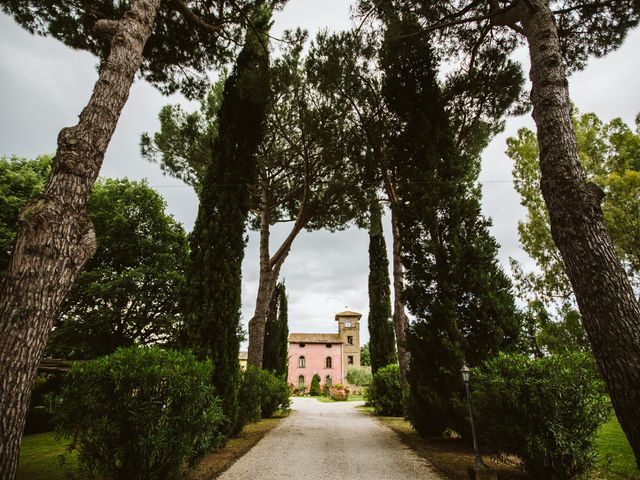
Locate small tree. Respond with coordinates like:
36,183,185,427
310,374,322,396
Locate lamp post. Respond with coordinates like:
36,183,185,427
461,364,487,471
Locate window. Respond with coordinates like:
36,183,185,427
347,336,353,345
298,375,305,387
298,356,305,368
325,356,332,368
325,375,332,386
299,342,305,347
325,343,332,348
347,355,354,365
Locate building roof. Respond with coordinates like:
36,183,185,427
288,333,343,344
335,310,362,320
238,351,248,360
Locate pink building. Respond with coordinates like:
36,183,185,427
287,311,362,392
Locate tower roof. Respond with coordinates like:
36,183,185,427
334,310,362,320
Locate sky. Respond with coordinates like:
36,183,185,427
1,1,639,347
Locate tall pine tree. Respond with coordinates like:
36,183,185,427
367,196,396,374
184,7,271,433
263,282,289,378
377,7,519,437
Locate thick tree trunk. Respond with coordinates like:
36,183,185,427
522,0,640,466
0,2,159,477
391,209,410,385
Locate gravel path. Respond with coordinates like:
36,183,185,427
218,397,445,480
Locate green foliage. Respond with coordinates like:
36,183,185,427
473,352,612,480
51,347,226,480
46,178,188,359
360,343,371,366
346,367,372,387
310,373,322,396
237,366,290,429
184,11,272,433
263,282,289,378
0,155,51,275
0,1,283,99
366,364,404,416
367,197,396,373
375,11,519,437
24,374,64,435
509,112,640,351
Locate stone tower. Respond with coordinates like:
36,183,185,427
336,310,361,371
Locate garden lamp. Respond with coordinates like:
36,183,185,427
461,364,487,471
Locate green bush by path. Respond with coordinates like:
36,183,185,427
237,366,291,430
51,346,226,480
472,352,611,480
365,364,404,416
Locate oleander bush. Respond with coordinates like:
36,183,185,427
237,366,290,429
51,346,226,480
472,352,611,480
365,363,404,416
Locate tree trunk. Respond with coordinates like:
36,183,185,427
391,208,410,385
248,191,275,367
0,2,159,477
522,0,640,466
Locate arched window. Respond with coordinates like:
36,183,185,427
325,375,332,386
325,356,332,368
298,356,305,368
298,375,305,387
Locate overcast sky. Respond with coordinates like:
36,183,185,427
1,1,639,347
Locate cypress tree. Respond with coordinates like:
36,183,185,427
184,7,271,433
367,196,396,374
263,282,289,378
378,9,519,437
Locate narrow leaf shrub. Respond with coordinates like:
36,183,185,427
365,363,404,416
310,373,322,396
51,346,226,480
472,352,611,480
237,366,290,429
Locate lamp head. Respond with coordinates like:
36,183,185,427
460,364,471,383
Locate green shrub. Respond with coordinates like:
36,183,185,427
51,346,225,480
237,366,290,429
310,373,322,396
366,364,404,416
332,384,349,401
472,352,611,480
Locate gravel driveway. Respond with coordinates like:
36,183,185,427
217,397,445,480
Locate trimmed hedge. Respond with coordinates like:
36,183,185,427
51,347,225,480
472,352,611,480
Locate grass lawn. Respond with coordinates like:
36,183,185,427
17,432,78,480
596,416,640,479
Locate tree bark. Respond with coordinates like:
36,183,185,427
521,0,640,466
391,208,410,385
0,1,160,477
